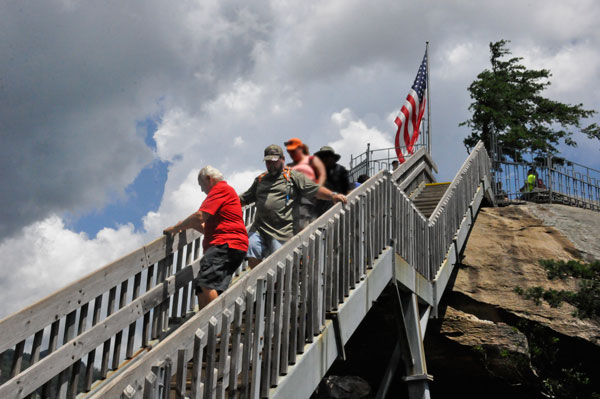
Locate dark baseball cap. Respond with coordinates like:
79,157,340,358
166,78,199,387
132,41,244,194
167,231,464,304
263,144,284,161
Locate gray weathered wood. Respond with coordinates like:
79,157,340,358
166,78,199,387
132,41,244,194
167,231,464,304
228,298,244,396
175,348,187,399
10,340,24,378
241,287,255,399
127,272,142,359
324,220,333,312
42,320,60,398
57,310,76,399
84,295,102,392
101,286,117,378
216,309,232,399
280,256,293,376
332,214,340,308
313,230,323,334
250,279,266,399
297,243,308,353
289,249,300,363
190,329,205,399
143,370,158,399
261,269,276,397
204,317,218,399
68,303,89,399
112,279,129,370
271,263,285,386
306,234,317,339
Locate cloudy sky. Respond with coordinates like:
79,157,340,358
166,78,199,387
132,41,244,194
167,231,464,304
1,0,599,318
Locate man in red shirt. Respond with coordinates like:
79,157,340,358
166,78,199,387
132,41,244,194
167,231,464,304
164,166,248,310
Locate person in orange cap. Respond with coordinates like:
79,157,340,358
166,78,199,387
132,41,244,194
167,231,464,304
284,138,327,233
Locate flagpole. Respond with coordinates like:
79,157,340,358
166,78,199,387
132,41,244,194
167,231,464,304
426,41,431,155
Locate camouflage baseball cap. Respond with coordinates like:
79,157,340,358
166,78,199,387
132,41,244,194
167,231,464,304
263,144,284,161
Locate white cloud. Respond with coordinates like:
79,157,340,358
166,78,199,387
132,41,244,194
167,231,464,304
0,216,144,318
328,108,394,166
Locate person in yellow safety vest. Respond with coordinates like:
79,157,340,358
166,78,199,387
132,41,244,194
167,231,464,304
526,168,537,192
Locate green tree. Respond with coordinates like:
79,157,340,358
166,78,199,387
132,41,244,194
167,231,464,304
461,40,600,157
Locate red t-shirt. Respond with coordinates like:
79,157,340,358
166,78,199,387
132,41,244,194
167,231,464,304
199,181,249,252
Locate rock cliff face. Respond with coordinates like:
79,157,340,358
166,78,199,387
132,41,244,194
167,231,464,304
425,204,600,398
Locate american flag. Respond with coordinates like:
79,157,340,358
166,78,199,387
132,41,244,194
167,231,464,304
394,50,427,163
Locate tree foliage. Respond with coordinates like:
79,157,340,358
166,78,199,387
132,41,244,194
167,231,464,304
461,40,600,156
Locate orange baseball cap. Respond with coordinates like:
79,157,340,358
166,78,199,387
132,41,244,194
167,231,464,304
284,137,304,151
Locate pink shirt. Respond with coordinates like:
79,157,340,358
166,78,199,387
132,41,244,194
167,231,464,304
291,156,317,182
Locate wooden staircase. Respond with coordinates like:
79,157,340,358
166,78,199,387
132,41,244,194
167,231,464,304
412,182,450,218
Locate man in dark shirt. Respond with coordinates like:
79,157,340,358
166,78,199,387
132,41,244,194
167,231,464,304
314,145,351,215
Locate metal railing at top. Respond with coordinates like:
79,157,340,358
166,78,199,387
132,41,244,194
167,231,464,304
492,146,600,211
0,142,491,399
348,143,426,183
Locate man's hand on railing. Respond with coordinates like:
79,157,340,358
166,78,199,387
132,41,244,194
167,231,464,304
332,193,348,204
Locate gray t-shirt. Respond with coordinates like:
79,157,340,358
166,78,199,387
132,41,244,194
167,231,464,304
240,168,321,241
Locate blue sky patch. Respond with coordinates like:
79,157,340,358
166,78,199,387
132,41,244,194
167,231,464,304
67,115,168,237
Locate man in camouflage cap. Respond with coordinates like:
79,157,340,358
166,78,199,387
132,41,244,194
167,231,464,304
240,144,347,268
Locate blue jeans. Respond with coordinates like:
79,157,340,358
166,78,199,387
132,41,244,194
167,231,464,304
247,231,286,260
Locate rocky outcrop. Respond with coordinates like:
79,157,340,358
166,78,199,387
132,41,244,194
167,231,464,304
425,204,600,398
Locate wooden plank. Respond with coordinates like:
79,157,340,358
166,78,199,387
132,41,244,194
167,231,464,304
240,287,255,399
42,320,60,398
69,303,89,399
161,254,175,334
204,317,218,399
84,295,102,392
163,358,173,399
250,279,266,399
216,309,232,399
271,263,285,386
112,280,129,370
228,298,244,396
261,270,276,397
143,369,158,399
305,237,315,343
175,348,188,399
280,256,293,376
101,286,117,378
289,249,300,362
332,215,340,309
143,264,155,347
181,242,194,318
10,340,25,378
153,260,165,339
26,329,44,399
338,211,348,299
297,243,308,353
190,329,205,399
127,272,142,359
171,249,186,320
313,230,323,334
324,220,334,312
347,202,355,287
57,310,76,399
343,207,351,293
